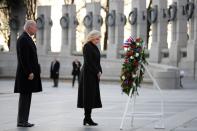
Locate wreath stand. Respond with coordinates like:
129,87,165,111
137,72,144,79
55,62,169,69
120,63,165,130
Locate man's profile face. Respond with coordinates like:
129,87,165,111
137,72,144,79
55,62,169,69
29,23,37,35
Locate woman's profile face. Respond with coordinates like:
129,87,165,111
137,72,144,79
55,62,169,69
91,36,101,45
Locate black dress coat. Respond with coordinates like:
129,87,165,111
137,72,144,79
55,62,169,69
77,42,102,109
72,61,81,76
50,60,60,79
14,32,42,93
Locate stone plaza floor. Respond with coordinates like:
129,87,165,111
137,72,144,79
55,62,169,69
0,78,197,131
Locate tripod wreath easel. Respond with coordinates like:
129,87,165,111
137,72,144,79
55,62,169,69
120,63,165,130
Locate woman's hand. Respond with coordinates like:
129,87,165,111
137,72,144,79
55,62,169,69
97,72,102,79
28,73,34,80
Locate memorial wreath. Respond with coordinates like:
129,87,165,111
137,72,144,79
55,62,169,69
120,37,147,96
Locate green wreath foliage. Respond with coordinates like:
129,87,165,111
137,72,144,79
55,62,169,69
120,37,147,96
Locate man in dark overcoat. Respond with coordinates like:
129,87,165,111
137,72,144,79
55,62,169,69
50,58,60,87
72,59,81,87
14,20,42,127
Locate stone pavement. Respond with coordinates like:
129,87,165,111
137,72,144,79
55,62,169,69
0,78,197,131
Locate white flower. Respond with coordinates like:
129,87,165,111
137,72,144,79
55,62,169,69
130,56,134,59
136,43,140,46
122,76,125,80
135,53,139,57
133,74,137,77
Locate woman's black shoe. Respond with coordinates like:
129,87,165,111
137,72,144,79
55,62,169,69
83,118,98,126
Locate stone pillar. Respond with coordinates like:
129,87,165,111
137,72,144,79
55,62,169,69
85,2,102,33
60,4,77,56
149,0,168,63
9,7,26,53
9,27,18,53
83,2,102,49
106,0,124,59
136,0,147,48
130,0,147,41
130,2,137,38
186,0,197,79
169,0,187,66
36,6,52,55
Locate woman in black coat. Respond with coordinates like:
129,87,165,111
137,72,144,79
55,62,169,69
77,30,102,126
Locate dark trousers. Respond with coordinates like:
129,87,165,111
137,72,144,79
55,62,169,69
180,76,183,88
72,74,80,87
84,108,92,118
53,78,59,87
17,93,32,124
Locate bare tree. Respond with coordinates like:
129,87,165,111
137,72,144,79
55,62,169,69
64,0,75,4
0,0,37,22
0,0,37,50
25,0,37,20
0,9,9,49
102,0,109,50
147,0,152,48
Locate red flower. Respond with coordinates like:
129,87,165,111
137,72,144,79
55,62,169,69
130,44,136,49
126,51,134,56
128,80,133,85
134,60,138,66
136,38,141,43
124,59,129,63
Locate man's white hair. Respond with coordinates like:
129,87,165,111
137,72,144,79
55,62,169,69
23,20,36,30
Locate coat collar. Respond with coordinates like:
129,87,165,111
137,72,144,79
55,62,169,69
88,41,98,48
23,31,32,37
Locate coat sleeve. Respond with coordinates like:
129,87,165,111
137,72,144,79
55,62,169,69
50,62,52,78
57,62,60,72
18,38,33,76
83,44,100,75
99,64,102,73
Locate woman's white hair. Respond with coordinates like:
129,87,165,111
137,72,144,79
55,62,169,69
84,30,101,44
23,20,36,30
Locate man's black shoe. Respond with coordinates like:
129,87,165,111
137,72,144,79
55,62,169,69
17,122,34,127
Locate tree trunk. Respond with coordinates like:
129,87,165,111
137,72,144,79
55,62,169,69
25,0,37,20
147,0,152,48
103,0,109,50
